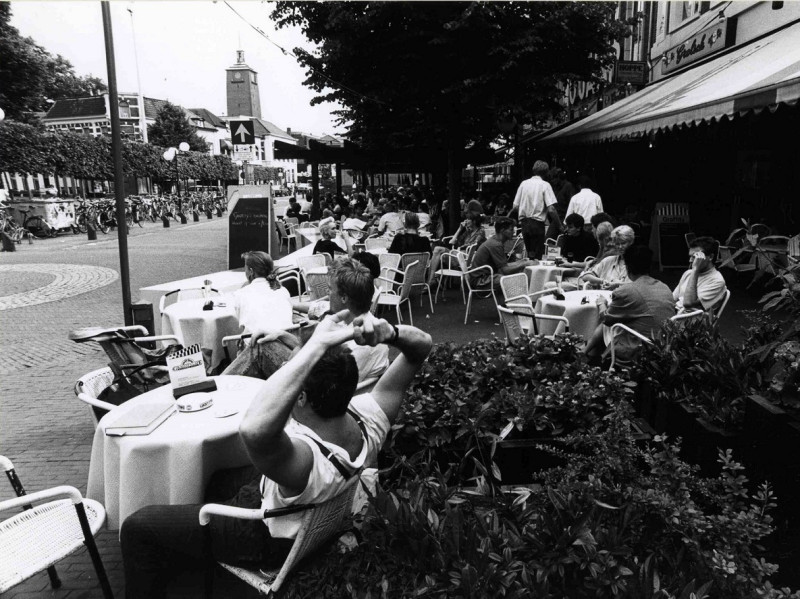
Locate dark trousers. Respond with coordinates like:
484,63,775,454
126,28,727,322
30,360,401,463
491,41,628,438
520,218,546,259
121,466,293,599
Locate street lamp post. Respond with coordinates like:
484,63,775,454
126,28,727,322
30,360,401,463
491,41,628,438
162,142,190,195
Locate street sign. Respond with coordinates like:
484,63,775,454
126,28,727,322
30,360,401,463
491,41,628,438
232,144,256,162
230,120,255,145
615,61,647,85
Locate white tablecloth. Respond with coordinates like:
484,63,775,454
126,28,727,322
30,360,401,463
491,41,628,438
87,375,263,530
535,289,612,339
161,298,241,369
139,269,248,334
525,265,578,295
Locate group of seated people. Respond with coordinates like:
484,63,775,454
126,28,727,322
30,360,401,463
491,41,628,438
121,250,433,598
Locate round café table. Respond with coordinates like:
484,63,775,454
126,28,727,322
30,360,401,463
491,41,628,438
87,375,264,530
535,289,612,339
525,264,578,295
161,297,241,371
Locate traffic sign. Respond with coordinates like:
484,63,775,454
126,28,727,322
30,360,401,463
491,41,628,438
230,120,255,145
232,144,256,162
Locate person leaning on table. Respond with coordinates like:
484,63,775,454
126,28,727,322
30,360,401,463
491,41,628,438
673,236,727,314
470,217,537,289
579,225,636,290
120,311,433,599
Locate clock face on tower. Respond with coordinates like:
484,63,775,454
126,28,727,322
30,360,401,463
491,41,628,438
233,72,242,81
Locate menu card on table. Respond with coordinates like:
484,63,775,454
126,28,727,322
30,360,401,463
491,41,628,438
166,344,217,398
105,399,175,436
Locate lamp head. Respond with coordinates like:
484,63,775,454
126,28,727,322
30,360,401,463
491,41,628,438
179,142,190,152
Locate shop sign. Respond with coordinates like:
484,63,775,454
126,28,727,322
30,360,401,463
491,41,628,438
615,61,648,85
662,19,728,75
233,144,256,162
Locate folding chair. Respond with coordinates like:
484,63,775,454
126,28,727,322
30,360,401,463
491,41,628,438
456,252,499,325
373,260,422,325
69,326,181,389
0,456,113,598
74,367,117,428
200,477,358,599
399,252,433,313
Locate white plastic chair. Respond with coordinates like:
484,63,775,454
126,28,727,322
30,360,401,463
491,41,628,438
372,260,422,325
199,476,358,599
400,252,433,313
456,252,499,325
0,456,113,598
378,252,401,272
498,305,569,343
276,220,297,253
365,236,390,252
608,323,654,371
433,249,467,304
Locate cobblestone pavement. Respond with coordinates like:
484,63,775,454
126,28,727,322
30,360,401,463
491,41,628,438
0,214,756,598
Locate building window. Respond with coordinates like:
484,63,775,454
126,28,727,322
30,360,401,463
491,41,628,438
670,1,702,31
130,107,140,118
250,72,257,84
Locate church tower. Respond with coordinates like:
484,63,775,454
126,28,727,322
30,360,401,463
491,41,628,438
226,50,262,118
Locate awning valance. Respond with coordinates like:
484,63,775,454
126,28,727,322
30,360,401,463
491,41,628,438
542,21,800,145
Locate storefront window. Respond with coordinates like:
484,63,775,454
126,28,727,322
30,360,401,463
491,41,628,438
669,1,710,31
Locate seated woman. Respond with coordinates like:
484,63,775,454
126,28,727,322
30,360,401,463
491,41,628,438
579,225,635,290
389,212,432,256
313,222,347,259
590,221,615,267
232,251,293,335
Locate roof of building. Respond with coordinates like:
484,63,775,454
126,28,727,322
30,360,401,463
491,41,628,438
44,97,106,120
188,108,226,129
318,134,344,146
143,97,170,120
253,118,295,141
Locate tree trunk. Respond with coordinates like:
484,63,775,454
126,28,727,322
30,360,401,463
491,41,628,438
447,143,463,235
513,122,526,188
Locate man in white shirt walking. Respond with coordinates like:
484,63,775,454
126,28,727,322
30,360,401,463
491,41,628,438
566,175,604,230
512,160,562,259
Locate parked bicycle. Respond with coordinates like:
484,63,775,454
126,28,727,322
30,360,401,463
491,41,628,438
0,204,33,244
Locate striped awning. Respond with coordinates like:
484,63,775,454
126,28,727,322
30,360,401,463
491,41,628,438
542,21,800,145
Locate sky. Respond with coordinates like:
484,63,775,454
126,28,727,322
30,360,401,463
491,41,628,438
10,1,345,137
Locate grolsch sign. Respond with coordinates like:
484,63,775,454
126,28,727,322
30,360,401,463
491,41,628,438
662,18,731,75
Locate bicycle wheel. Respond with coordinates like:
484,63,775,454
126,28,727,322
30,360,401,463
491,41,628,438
24,216,50,239
75,214,88,234
97,214,110,234
126,212,133,228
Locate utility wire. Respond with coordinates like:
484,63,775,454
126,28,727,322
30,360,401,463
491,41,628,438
222,1,389,108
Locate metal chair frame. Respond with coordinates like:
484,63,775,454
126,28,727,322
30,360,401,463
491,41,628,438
456,252,499,325
276,220,297,253
74,367,117,428
372,260,421,325
0,456,113,598
199,477,358,599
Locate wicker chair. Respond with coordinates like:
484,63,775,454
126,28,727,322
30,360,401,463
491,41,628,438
199,477,359,598
305,271,331,301
378,252,401,272
74,367,117,428
0,456,113,598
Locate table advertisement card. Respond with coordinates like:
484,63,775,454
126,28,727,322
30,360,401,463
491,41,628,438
166,344,207,389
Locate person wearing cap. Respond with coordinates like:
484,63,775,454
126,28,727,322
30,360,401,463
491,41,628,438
511,160,563,259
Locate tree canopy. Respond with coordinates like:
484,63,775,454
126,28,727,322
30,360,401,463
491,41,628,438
0,4,107,122
147,101,210,152
270,1,632,228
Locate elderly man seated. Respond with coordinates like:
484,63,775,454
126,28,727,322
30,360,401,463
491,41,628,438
120,312,433,598
584,245,676,363
674,236,727,314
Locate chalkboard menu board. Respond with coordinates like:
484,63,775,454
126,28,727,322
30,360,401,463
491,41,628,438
227,185,277,269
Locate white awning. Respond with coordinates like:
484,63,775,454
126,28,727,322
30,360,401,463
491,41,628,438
543,21,800,145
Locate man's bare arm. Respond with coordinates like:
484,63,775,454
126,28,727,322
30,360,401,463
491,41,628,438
351,313,432,424
239,311,355,493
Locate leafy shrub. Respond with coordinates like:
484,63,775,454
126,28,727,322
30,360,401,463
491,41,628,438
634,316,750,431
387,334,635,469
285,408,798,599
